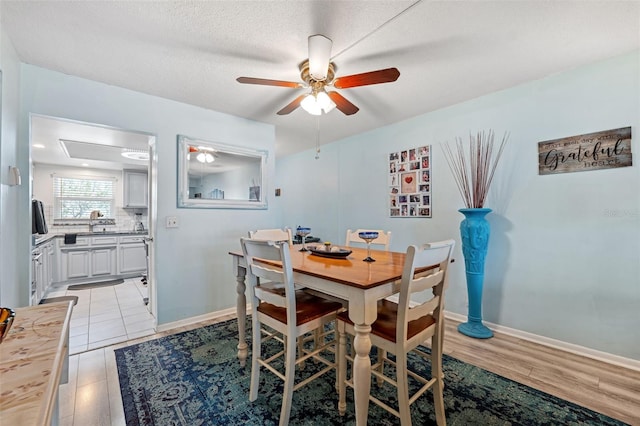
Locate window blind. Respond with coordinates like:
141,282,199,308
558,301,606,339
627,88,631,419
53,176,115,219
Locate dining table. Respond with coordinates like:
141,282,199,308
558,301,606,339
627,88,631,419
229,244,412,426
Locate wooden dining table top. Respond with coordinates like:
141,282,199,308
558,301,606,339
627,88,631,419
230,245,412,289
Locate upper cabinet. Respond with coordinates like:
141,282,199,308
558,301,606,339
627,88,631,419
123,169,148,208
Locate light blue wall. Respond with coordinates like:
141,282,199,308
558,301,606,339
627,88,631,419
277,51,640,360
0,28,23,307
16,65,283,324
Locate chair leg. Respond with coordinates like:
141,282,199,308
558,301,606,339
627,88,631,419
432,332,446,425
296,335,305,369
337,322,347,416
396,350,412,426
249,314,261,402
279,329,297,426
376,348,385,387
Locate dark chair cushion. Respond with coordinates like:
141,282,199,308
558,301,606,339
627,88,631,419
337,299,435,343
258,290,343,326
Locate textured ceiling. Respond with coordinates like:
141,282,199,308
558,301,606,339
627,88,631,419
3,1,640,157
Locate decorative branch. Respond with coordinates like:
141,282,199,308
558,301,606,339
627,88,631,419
441,130,509,208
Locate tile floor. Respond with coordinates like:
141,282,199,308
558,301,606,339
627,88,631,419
58,313,236,426
46,277,156,355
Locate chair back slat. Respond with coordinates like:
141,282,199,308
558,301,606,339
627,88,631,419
345,229,392,251
396,240,455,343
249,228,293,245
406,294,440,323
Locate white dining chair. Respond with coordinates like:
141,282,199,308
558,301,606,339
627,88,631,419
344,229,392,251
240,238,343,426
337,239,455,425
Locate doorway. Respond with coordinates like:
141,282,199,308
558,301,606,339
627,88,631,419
29,114,158,353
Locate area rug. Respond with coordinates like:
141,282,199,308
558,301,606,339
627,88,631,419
115,319,627,426
67,278,124,290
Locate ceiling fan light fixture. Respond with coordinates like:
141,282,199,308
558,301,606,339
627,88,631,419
121,149,149,161
308,34,332,81
301,91,336,115
196,152,214,163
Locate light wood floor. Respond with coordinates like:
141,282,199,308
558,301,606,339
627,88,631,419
58,314,640,425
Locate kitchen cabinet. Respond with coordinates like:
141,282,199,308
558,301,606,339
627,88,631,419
31,249,44,305
64,250,90,279
92,247,117,276
123,169,148,208
56,233,147,284
59,236,117,281
31,238,58,305
118,236,146,274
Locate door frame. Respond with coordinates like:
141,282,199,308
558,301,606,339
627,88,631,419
28,113,158,319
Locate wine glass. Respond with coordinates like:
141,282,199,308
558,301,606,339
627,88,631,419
358,231,379,262
296,226,311,252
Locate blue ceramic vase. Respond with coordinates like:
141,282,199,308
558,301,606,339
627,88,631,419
457,208,494,339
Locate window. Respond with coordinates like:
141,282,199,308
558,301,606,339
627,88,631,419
53,176,115,219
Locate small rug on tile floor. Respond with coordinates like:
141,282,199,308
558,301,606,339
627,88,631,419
115,319,627,426
67,278,124,290
39,295,78,305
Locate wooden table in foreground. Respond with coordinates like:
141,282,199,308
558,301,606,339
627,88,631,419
230,245,408,426
0,301,74,425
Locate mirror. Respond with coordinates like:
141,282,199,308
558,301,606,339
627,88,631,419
177,135,268,209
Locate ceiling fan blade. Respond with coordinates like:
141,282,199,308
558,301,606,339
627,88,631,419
236,77,303,88
327,91,359,115
308,34,332,81
277,94,307,115
333,67,400,89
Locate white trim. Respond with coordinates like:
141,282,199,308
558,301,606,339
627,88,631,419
445,311,640,372
156,306,237,332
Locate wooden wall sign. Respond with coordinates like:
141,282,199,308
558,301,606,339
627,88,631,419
538,127,632,175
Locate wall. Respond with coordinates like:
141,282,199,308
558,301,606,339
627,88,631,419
0,27,22,307
17,65,281,324
276,51,640,360
32,164,148,234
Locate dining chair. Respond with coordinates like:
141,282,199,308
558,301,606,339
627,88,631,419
248,227,293,245
336,239,455,426
344,229,392,251
240,238,344,426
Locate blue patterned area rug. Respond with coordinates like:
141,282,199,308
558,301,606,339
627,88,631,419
115,319,626,426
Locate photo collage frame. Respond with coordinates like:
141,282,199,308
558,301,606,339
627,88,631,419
388,145,431,217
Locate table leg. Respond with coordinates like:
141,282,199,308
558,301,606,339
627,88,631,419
352,323,372,426
235,263,248,367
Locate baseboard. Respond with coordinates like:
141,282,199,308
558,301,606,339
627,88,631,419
445,311,640,372
156,306,237,333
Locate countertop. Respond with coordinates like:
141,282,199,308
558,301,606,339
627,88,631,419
0,301,74,425
34,231,148,247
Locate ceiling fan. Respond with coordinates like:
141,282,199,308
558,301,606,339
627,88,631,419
236,35,400,116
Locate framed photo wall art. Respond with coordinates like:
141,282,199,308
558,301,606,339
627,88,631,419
388,145,431,217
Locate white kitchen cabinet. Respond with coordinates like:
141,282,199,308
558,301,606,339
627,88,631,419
64,250,91,279
31,239,58,304
123,169,148,208
56,233,147,283
46,241,56,287
31,249,44,305
92,247,117,276
119,242,146,274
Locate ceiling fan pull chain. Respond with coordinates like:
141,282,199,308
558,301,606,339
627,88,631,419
315,116,321,160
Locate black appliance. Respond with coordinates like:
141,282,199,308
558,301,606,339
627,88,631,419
32,199,48,235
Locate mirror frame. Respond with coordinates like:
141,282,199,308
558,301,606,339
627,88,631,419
177,135,268,209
